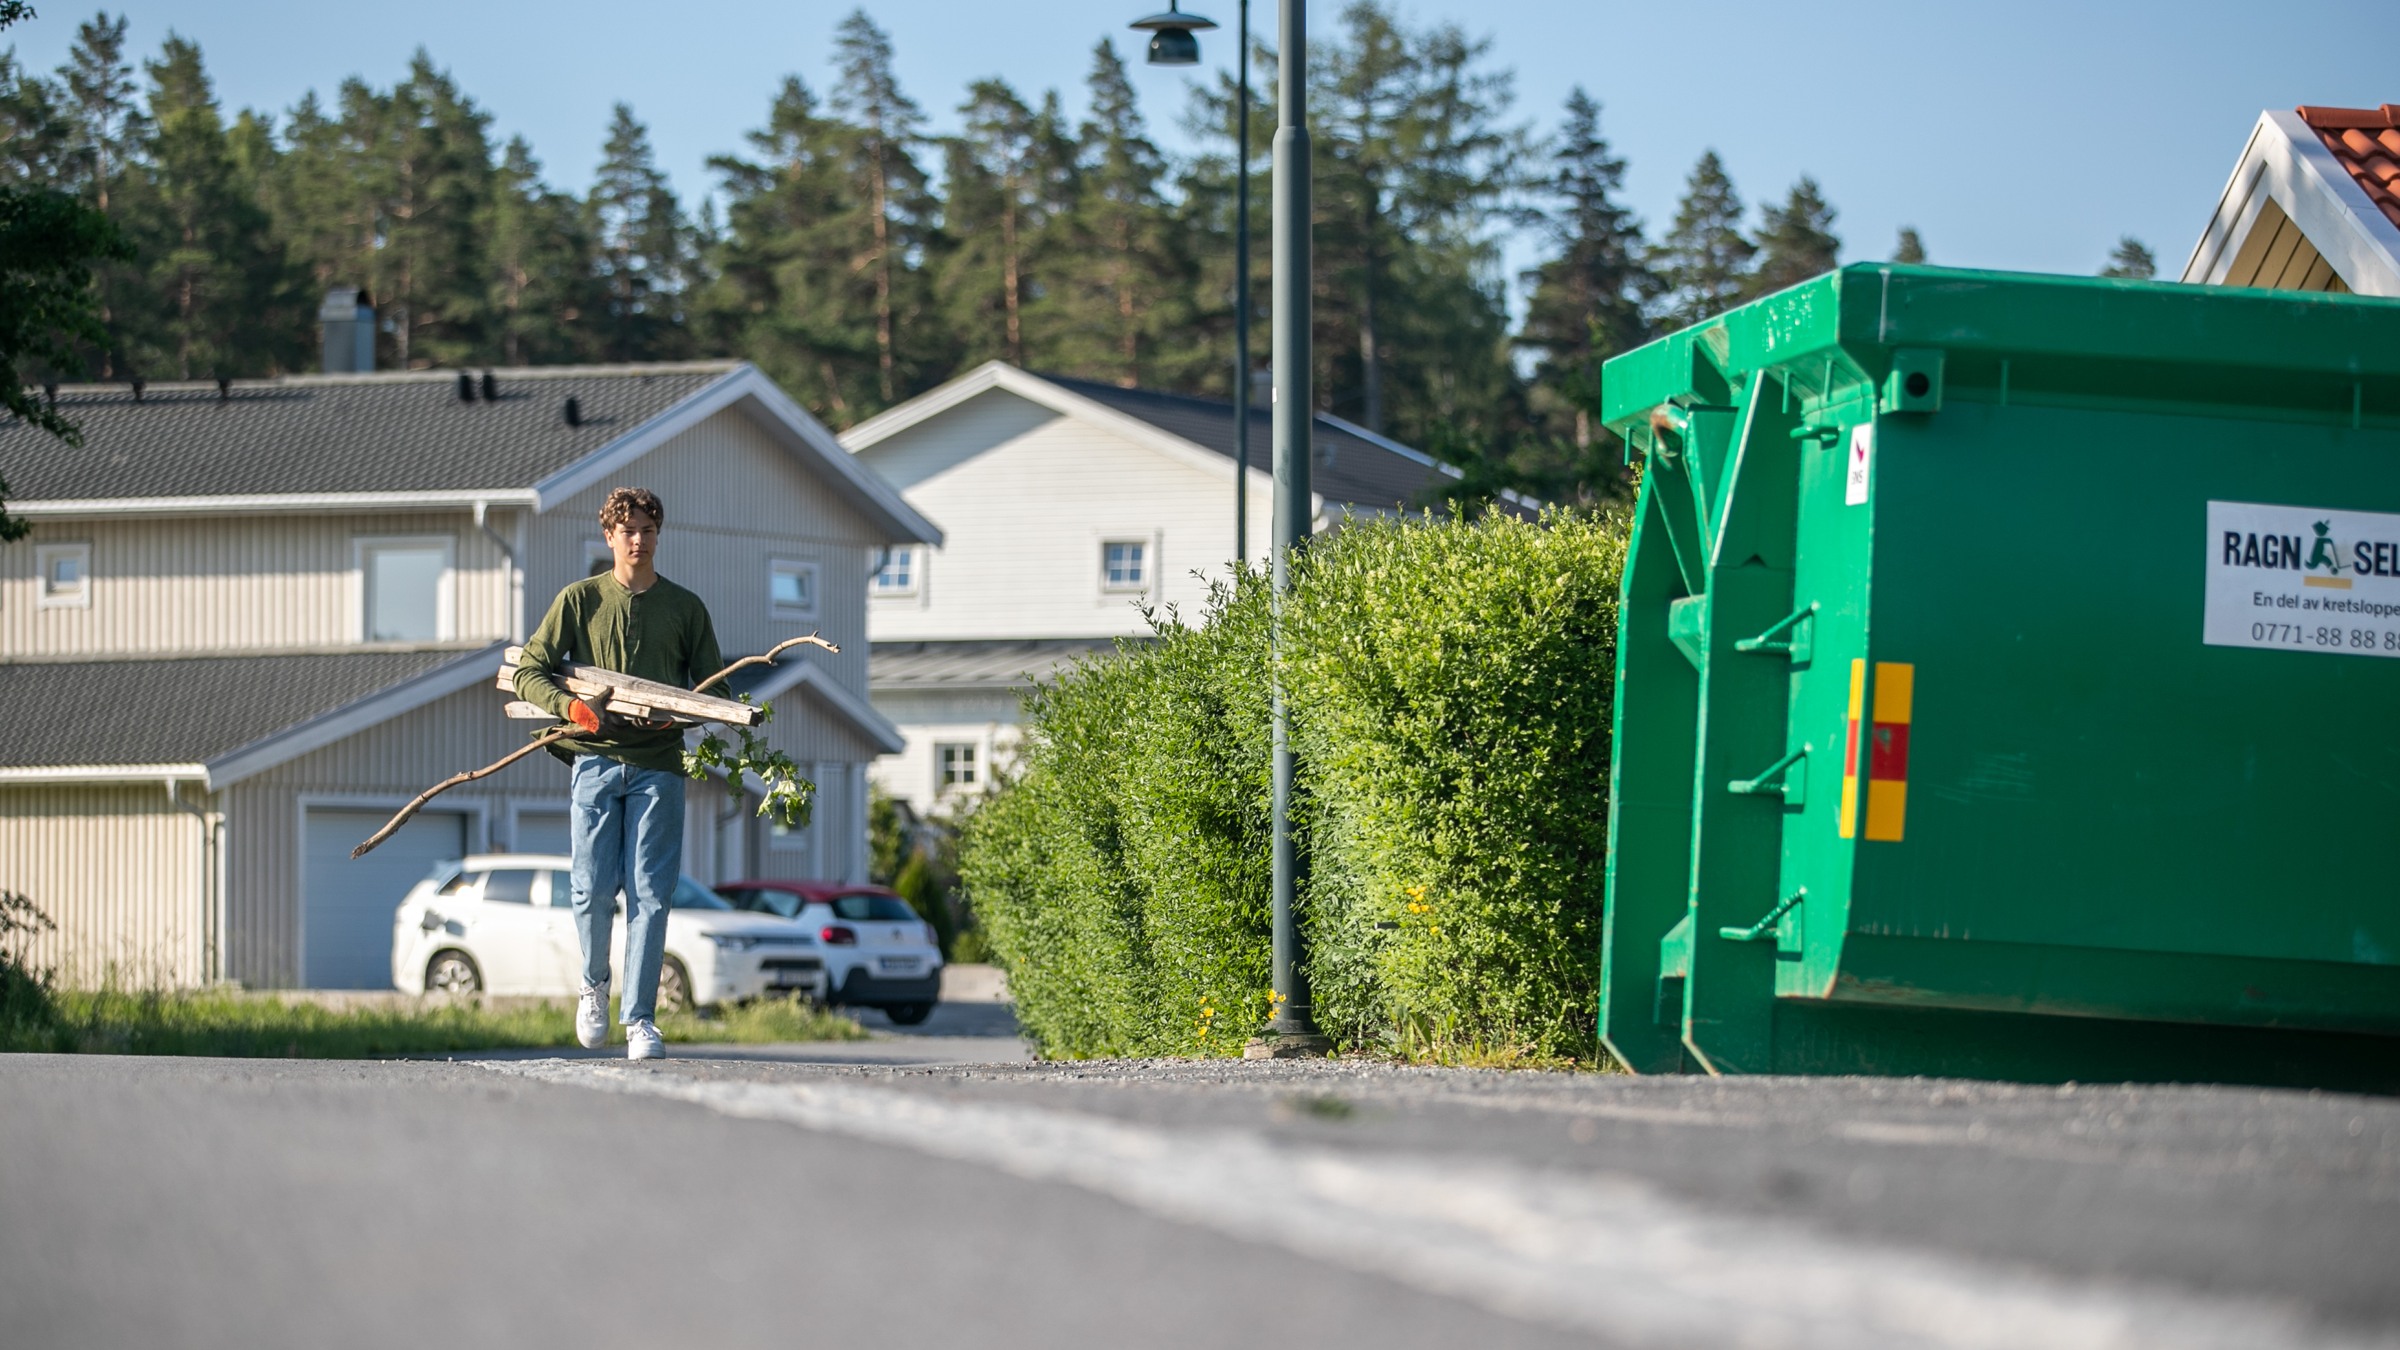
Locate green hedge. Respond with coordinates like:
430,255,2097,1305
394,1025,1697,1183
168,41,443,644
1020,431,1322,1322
960,507,1629,1061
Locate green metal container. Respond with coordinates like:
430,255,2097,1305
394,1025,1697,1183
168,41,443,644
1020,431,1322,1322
1598,264,2400,1088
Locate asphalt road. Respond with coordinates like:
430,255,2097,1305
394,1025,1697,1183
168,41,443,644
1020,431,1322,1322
3,1042,2396,1349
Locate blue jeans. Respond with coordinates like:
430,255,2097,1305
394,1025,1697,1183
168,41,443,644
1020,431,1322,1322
568,755,685,1023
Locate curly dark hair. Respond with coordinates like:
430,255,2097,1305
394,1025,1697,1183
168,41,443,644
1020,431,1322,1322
599,487,664,533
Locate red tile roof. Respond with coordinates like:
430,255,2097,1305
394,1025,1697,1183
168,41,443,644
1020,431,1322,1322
2295,104,2400,229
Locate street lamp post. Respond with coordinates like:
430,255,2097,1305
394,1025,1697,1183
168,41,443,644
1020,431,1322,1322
1260,0,1326,1056
1132,0,1325,1056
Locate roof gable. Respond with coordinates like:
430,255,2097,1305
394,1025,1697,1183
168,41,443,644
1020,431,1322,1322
2183,108,2400,297
841,361,1530,516
5,362,942,544
0,646,497,786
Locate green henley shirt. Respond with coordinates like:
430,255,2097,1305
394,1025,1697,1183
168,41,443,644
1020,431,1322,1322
513,572,724,773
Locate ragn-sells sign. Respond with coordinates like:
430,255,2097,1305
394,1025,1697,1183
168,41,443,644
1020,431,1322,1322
2205,500,2400,658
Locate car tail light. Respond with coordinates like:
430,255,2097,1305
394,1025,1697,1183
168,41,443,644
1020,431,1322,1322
820,924,857,946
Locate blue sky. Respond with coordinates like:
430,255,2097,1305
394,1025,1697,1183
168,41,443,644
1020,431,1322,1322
4,0,2390,291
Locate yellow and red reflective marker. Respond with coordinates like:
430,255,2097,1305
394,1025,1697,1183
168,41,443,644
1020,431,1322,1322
1839,660,1912,842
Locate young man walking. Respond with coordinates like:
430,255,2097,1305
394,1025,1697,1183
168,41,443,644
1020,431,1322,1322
514,487,722,1060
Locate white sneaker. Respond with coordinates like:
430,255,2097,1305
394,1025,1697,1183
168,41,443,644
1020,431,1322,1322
576,985,609,1049
626,1017,665,1061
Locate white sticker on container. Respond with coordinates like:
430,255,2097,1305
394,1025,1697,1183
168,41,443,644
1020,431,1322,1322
2204,500,2400,657
1844,425,1873,505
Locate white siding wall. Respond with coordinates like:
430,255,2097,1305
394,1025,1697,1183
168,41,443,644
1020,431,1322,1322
0,511,518,658
530,406,883,702
866,688,1023,817
0,784,211,987
857,389,1271,642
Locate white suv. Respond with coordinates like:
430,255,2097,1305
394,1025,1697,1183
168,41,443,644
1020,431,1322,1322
391,855,826,1010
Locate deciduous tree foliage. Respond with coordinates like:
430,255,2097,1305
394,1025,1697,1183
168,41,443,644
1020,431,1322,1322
0,3,130,541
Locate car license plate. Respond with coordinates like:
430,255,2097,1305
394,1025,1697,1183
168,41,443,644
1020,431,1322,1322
774,970,813,986
879,957,921,974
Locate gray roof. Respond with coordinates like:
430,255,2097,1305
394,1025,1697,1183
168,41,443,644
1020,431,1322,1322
3,364,735,501
1039,374,1475,514
0,648,486,767
870,639,1125,691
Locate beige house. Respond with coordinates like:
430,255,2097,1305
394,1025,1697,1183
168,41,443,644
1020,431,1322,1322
2183,103,2400,296
841,362,1527,815
0,341,938,989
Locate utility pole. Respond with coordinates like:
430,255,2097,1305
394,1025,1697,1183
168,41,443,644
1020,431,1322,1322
1252,0,1329,1058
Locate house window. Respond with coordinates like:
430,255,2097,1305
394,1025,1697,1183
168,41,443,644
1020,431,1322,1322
35,542,91,609
873,545,918,596
937,742,979,790
769,559,820,620
358,537,454,642
1102,540,1147,590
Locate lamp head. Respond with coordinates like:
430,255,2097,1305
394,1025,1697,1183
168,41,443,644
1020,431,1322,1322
1129,3,1216,66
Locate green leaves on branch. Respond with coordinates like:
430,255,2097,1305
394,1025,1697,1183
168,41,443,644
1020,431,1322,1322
685,697,814,831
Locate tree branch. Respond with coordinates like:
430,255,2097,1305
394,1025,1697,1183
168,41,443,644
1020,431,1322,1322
351,726,575,859
352,633,842,858
693,632,839,695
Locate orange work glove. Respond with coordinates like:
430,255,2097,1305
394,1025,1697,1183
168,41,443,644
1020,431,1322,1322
567,699,603,733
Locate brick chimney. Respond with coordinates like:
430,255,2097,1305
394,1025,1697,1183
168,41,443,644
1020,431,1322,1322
319,287,374,373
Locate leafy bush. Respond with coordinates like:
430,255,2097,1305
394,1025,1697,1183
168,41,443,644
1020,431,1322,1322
961,507,1628,1062
0,889,59,1042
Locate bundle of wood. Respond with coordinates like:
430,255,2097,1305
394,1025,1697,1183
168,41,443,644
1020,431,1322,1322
492,646,764,728
351,633,834,858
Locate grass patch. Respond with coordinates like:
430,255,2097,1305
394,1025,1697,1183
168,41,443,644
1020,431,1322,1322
659,996,867,1044
0,988,868,1058
3,988,578,1058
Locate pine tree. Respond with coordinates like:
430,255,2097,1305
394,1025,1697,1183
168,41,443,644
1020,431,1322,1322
2100,236,2156,279
59,11,143,374
830,10,934,403
587,103,691,361
1748,175,1839,299
1893,226,1926,264
121,35,287,378
484,136,592,364
1051,38,1184,389
376,53,496,368
939,78,1073,370
1654,150,1752,327
1309,1,1521,438
0,50,74,183
58,11,141,213
705,75,859,418
1172,35,1273,403
1518,86,1653,450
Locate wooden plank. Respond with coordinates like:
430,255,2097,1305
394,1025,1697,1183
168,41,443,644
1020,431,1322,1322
497,647,761,727
502,701,556,720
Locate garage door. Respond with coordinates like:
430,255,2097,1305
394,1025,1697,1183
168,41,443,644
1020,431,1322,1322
514,809,571,856
303,808,467,988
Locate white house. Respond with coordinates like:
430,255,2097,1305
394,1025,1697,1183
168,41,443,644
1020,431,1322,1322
0,323,939,989
2182,103,2400,296
840,361,1520,814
